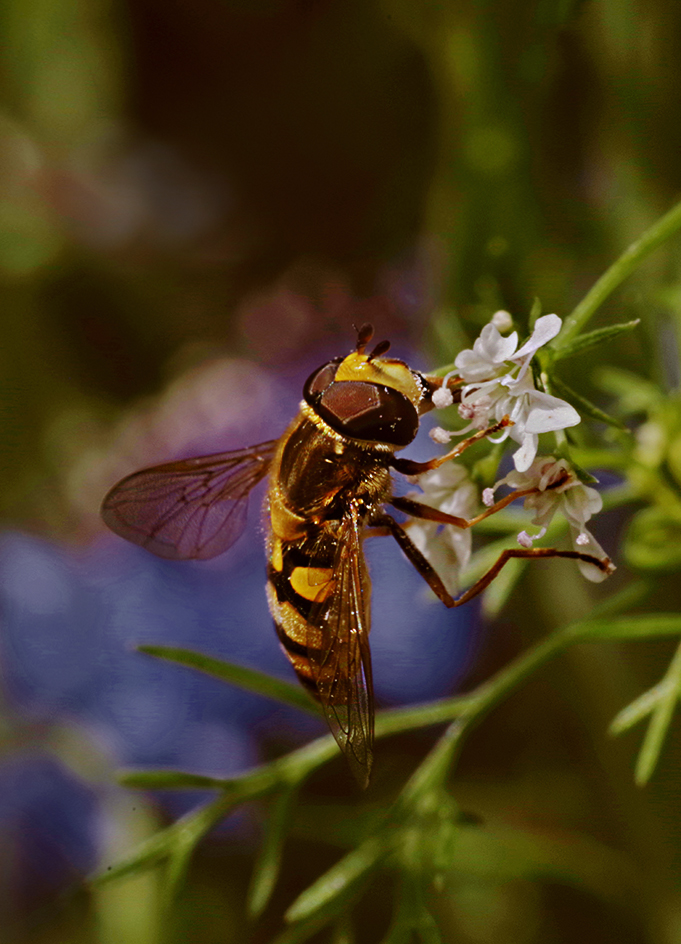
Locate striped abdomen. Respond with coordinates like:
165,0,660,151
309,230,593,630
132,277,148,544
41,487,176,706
266,534,338,698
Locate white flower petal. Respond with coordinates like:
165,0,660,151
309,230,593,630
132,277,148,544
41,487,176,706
454,325,519,381
569,526,611,582
476,323,519,363
562,484,602,526
512,432,539,471
519,390,581,434
406,519,469,597
512,314,562,361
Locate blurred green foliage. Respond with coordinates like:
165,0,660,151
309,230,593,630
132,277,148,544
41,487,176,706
4,0,681,942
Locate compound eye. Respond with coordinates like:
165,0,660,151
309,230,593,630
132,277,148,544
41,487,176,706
303,360,341,405
318,381,418,446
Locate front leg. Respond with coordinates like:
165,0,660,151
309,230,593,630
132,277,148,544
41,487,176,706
390,417,513,476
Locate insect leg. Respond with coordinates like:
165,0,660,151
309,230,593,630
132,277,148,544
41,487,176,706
390,416,513,476
372,514,612,609
389,489,538,530
369,513,457,607
389,495,470,528
449,547,615,607
364,526,392,539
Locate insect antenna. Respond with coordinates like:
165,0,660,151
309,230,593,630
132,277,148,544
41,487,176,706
354,323,374,354
367,339,391,361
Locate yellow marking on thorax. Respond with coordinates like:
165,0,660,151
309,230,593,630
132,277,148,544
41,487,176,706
334,352,421,404
269,489,308,541
290,566,335,602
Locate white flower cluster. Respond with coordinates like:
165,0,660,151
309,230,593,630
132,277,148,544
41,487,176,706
409,312,613,591
432,313,580,473
484,456,612,582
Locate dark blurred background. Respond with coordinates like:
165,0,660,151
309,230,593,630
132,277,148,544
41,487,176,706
2,0,681,941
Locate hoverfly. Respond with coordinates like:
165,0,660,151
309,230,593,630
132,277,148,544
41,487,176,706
102,324,609,786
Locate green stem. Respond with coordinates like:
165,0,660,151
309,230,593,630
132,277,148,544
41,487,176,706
557,196,681,348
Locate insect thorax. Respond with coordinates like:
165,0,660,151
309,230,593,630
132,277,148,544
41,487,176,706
271,413,392,526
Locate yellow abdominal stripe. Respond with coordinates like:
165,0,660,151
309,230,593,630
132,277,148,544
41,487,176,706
279,601,325,651
290,566,335,602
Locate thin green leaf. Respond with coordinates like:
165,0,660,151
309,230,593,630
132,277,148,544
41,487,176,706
94,790,243,888
380,873,443,944
551,320,640,362
397,723,466,809
635,640,681,785
558,196,681,346
576,614,681,640
285,835,386,923
165,835,199,902
248,785,299,918
119,770,233,790
549,376,628,430
163,795,233,901
272,914,332,944
92,830,172,885
529,296,542,327
137,645,318,715
609,679,675,736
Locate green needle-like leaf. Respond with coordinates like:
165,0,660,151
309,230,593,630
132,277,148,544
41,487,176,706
610,679,675,735
272,914,332,944
635,640,681,785
92,830,173,885
549,376,628,430
137,645,318,715
94,788,243,888
551,320,640,362
529,296,542,326
119,770,235,790
165,834,199,903
558,196,681,345
285,835,386,923
575,614,681,640
248,785,299,918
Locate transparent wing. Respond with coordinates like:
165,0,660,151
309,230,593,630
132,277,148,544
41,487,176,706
308,506,374,787
101,440,278,560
